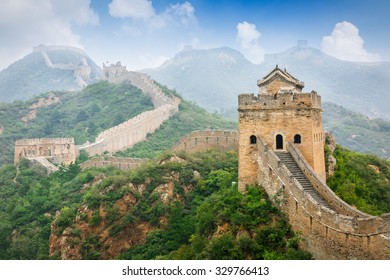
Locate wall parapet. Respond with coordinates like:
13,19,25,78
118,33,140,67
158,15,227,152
172,130,238,153
287,142,371,219
15,138,75,145
238,91,321,110
255,135,390,259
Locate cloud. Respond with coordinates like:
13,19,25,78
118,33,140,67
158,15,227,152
108,0,155,19
0,0,99,69
51,0,99,25
236,21,265,64
109,0,196,30
321,21,381,62
166,2,196,26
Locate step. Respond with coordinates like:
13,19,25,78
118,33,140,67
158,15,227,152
275,151,333,210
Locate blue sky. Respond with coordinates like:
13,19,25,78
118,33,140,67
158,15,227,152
1,0,389,70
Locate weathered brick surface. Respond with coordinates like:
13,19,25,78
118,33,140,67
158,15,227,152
238,67,325,190
238,67,390,259
172,130,238,153
81,156,148,170
14,138,77,165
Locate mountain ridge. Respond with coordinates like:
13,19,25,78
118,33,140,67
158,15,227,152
0,45,101,102
145,43,390,120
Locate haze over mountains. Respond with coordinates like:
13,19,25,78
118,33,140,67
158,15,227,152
145,41,390,121
1,42,390,158
0,45,101,102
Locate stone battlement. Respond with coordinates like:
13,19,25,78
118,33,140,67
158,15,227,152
102,63,176,108
15,138,75,146
172,130,238,153
238,91,321,110
78,103,178,156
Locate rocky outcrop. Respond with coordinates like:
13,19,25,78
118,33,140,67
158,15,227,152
49,189,153,259
49,156,192,259
21,93,60,124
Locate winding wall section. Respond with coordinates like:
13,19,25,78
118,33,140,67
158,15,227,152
255,136,390,259
78,66,180,156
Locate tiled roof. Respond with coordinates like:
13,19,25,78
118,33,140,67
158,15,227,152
258,65,304,88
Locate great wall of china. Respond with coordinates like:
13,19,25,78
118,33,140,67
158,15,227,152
77,63,180,156
256,137,390,259
172,130,238,153
14,62,180,170
33,45,96,89
13,63,390,259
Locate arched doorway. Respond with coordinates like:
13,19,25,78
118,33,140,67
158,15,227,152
276,134,283,150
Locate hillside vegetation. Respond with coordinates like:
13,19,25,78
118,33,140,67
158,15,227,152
0,81,155,165
0,150,310,260
323,102,390,159
327,145,390,215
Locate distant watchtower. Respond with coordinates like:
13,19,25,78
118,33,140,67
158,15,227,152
238,66,326,190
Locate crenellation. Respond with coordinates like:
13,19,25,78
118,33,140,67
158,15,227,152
238,91,322,110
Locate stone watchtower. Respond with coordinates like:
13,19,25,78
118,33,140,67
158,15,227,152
238,66,326,191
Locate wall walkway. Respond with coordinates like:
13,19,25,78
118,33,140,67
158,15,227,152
78,69,180,156
255,135,390,259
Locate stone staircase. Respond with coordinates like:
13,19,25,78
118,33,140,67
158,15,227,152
275,151,334,210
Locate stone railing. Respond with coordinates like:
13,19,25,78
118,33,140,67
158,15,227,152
255,136,390,259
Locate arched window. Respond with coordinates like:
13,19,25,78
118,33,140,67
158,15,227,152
294,134,301,144
276,134,283,150
250,135,257,144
